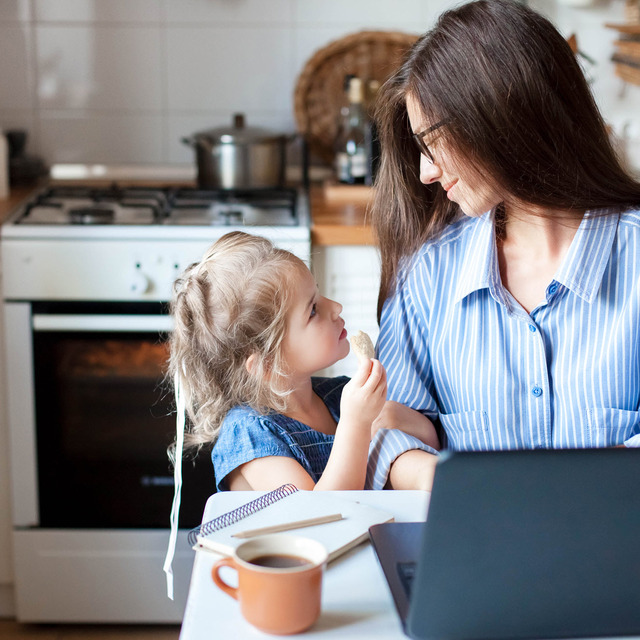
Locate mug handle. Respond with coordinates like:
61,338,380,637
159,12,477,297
211,557,239,600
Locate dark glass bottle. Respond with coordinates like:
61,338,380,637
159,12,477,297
334,77,367,185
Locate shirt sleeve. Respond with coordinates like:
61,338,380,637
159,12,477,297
212,412,297,491
365,428,439,490
377,259,440,422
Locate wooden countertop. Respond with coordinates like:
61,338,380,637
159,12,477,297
309,183,375,246
0,182,376,247
0,185,40,224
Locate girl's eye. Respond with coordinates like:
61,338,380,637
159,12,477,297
310,303,317,318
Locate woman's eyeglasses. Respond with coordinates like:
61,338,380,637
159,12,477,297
412,120,448,164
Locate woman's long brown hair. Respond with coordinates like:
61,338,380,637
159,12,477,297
372,0,640,318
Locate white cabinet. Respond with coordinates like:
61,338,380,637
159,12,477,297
312,245,381,378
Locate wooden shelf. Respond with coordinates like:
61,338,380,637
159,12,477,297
606,23,640,86
614,39,640,56
615,63,640,84
605,22,640,34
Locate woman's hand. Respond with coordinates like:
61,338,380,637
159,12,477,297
339,357,387,430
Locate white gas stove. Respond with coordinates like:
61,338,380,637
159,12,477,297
0,181,310,623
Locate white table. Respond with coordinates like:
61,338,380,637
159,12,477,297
179,490,429,639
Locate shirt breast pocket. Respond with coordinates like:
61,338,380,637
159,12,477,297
586,408,640,447
439,410,489,451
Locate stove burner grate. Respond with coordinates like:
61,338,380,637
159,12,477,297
69,206,116,225
13,185,303,227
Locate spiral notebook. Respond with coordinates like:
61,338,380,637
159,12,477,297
189,484,394,562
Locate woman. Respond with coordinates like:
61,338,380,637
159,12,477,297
371,0,640,470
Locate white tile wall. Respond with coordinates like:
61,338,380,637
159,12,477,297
164,0,292,25
0,0,31,23
0,25,32,109
33,0,163,23
166,26,294,112
0,0,638,169
39,112,164,164
36,25,163,110
294,0,424,25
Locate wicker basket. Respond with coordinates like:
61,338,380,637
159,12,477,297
294,30,419,164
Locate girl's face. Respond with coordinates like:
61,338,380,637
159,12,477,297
280,265,349,378
405,93,502,217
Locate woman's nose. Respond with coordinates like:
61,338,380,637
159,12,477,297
419,154,442,185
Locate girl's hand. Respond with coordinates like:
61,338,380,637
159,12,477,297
339,357,387,429
316,358,386,491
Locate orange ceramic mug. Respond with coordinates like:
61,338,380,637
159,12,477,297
211,534,328,635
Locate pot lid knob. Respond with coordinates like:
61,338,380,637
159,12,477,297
233,113,245,129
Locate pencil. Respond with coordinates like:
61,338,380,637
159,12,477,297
232,513,344,539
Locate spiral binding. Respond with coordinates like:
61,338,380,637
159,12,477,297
187,483,299,546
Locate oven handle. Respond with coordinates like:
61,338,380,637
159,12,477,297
32,314,175,332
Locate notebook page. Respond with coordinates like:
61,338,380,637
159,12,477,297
195,490,394,561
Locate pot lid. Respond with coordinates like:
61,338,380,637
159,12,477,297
192,113,285,144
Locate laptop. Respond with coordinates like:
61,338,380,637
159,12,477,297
369,448,640,640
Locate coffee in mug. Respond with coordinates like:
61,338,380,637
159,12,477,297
248,553,312,569
211,534,328,635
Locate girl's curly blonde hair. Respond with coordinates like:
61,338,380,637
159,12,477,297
168,231,304,452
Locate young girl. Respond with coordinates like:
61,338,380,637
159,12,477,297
169,230,440,493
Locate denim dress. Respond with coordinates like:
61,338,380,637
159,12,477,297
212,377,346,491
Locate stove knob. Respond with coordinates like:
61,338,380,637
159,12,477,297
130,271,151,294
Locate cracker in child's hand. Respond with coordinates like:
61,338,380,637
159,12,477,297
350,330,375,360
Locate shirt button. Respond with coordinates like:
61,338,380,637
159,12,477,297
548,283,558,295
532,386,543,397
528,324,537,333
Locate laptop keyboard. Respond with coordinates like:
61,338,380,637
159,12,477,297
397,561,417,597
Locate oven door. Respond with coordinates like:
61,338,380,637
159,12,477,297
6,301,214,530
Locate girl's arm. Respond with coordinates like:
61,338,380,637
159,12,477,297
228,359,387,491
314,358,386,490
226,456,317,491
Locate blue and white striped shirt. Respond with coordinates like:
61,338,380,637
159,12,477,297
378,207,640,450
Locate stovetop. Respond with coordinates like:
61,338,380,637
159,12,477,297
1,184,311,301
9,185,304,227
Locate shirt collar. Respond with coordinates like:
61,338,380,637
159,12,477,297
453,207,619,308
554,209,619,303
454,208,509,307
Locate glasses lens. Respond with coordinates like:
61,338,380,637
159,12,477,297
413,134,434,163
413,119,449,164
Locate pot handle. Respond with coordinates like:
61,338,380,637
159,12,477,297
181,136,197,147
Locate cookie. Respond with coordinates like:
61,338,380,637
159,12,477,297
350,330,375,360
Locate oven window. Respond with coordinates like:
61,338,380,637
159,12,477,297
33,330,214,528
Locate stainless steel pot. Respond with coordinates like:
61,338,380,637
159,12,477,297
182,114,289,189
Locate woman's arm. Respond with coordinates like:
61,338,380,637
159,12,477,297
372,401,441,450
386,449,438,492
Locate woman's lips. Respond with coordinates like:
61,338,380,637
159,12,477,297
443,180,458,200
339,327,347,341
